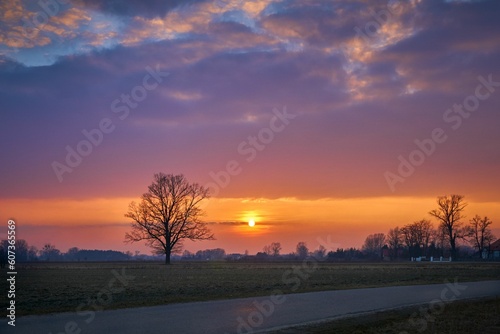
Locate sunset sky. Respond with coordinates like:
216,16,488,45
1,0,499,255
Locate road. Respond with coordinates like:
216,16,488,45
2,280,499,334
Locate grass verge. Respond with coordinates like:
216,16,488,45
269,297,500,334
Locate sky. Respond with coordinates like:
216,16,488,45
1,0,499,255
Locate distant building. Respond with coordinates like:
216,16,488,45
382,246,390,261
226,253,242,261
489,239,500,260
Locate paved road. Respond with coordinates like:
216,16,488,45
2,280,499,334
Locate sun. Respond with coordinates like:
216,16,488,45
248,219,256,227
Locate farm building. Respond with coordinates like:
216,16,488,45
490,239,500,260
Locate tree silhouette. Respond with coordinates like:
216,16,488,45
362,233,385,259
387,227,403,260
125,173,214,264
270,242,282,256
466,215,496,258
41,243,60,261
429,194,467,260
263,242,282,256
313,245,327,259
296,242,309,259
401,220,434,258
15,239,29,262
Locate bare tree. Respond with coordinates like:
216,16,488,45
401,224,416,257
387,226,403,260
125,173,214,264
196,248,226,261
401,219,434,256
41,243,60,261
362,233,385,259
402,220,434,258
434,224,449,256
263,244,272,256
313,245,327,259
271,242,282,256
429,194,467,260
296,242,309,259
66,247,80,261
263,242,282,256
418,219,434,257
15,239,29,262
27,245,38,261
466,215,496,258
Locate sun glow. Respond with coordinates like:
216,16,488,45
248,219,255,227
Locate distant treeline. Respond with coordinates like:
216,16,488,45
0,238,496,267
66,249,130,261
0,240,162,264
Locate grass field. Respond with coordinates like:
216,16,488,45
1,261,499,316
271,297,500,333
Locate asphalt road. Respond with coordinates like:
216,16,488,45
2,280,499,334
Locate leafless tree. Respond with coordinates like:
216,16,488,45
264,242,282,256
429,194,467,260
313,245,327,259
362,233,385,258
41,243,60,261
196,248,226,260
296,242,309,259
125,173,214,264
418,219,434,256
434,224,449,256
466,215,496,258
271,242,282,256
401,225,415,255
65,247,79,261
387,226,403,260
401,220,434,258
27,245,38,261
15,239,29,262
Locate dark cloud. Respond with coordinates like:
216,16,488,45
73,0,209,18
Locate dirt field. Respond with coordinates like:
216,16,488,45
1,261,499,316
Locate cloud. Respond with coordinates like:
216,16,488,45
206,220,282,226
165,90,205,102
73,0,209,18
0,0,499,203
206,221,245,226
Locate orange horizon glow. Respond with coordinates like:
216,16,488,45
1,196,499,255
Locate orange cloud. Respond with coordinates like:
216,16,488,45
0,1,92,49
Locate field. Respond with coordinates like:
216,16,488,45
1,261,499,317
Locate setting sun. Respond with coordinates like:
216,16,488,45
248,219,255,227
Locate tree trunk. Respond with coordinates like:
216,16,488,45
450,238,456,260
165,248,171,265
